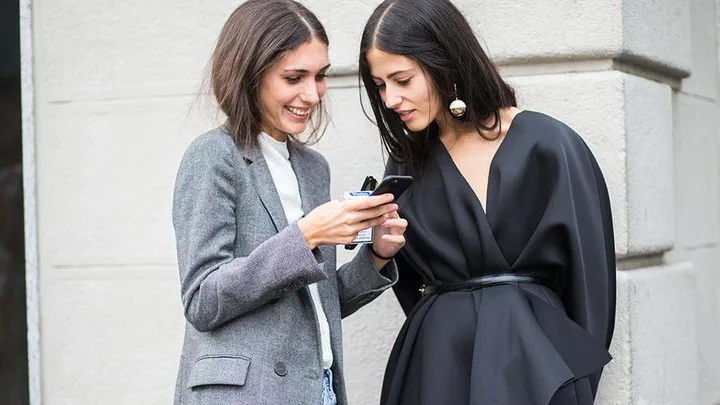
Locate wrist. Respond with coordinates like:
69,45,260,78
370,254,390,272
297,217,319,250
370,244,395,261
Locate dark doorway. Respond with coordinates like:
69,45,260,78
0,0,29,404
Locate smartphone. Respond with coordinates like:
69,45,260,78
344,175,380,250
371,175,413,202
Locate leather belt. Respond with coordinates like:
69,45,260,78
420,273,552,297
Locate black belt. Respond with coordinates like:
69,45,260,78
419,273,552,297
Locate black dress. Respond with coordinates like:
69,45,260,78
380,111,616,405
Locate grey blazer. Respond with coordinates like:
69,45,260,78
172,126,398,405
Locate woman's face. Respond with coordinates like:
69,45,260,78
258,37,330,140
366,47,443,132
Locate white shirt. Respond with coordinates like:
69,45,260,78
257,131,333,369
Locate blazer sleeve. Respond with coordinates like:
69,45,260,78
336,244,399,318
172,133,327,332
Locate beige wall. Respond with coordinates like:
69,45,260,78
22,0,720,404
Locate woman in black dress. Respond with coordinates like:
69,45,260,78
358,1,616,404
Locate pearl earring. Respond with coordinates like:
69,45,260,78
449,83,467,117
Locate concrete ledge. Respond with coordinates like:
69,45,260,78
465,0,690,78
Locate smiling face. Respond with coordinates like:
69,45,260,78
366,47,444,132
258,37,330,140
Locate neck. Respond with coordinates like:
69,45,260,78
260,126,288,143
436,111,471,143
436,106,519,143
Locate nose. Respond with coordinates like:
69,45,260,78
300,81,320,105
383,86,402,109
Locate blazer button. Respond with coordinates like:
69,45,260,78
274,362,288,377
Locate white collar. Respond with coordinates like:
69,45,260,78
258,131,290,160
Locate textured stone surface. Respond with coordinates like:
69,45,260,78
22,1,719,404
673,93,720,249
681,0,718,99
41,267,182,405
457,0,690,76
666,247,720,405
597,264,698,405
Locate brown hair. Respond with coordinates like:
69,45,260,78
210,0,329,148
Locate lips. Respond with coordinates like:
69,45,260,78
396,109,415,122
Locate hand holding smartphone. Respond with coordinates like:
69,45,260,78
344,175,412,250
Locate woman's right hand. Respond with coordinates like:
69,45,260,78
297,194,397,250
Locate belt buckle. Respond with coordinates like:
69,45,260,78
418,284,426,297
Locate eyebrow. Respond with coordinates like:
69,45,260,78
372,69,413,81
283,63,332,73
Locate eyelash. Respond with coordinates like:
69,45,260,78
286,74,328,84
375,78,411,89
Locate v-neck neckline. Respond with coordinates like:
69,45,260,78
437,110,526,216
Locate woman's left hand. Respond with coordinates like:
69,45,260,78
371,211,408,267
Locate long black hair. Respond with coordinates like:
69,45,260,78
359,0,516,174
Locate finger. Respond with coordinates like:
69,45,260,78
356,215,389,230
380,221,408,236
381,234,406,245
381,218,408,230
347,194,394,210
371,203,399,218
353,203,398,223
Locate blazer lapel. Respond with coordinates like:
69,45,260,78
241,142,289,232
288,143,341,314
288,142,326,215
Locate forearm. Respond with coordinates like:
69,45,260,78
180,223,327,331
337,244,398,318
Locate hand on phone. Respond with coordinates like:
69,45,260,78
371,210,408,262
298,194,397,250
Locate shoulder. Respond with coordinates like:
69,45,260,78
514,110,592,157
176,125,241,186
182,125,239,163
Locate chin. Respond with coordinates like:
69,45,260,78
406,121,430,132
282,123,308,136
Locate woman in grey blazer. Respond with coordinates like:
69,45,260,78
172,1,405,405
